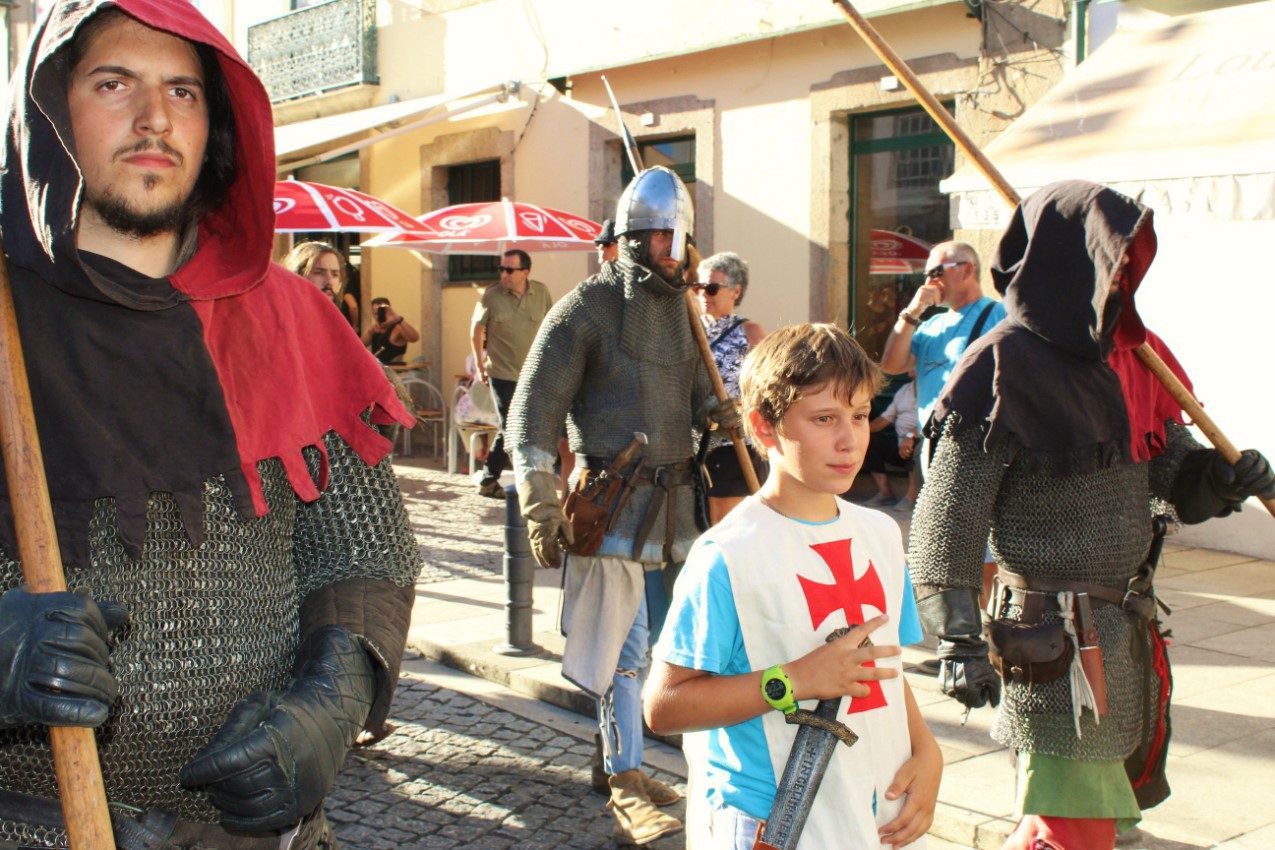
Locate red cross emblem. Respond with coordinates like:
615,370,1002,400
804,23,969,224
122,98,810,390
798,538,888,714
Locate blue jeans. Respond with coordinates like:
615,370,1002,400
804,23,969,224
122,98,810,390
598,568,671,774
710,805,763,850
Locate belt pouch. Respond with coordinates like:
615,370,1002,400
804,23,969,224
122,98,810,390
563,473,621,556
985,616,1074,686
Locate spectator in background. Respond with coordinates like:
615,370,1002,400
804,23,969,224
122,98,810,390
595,218,618,264
363,296,420,365
283,240,359,329
470,249,553,498
694,251,767,524
861,372,921,513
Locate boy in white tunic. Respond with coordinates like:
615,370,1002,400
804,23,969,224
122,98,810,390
646,324,941,849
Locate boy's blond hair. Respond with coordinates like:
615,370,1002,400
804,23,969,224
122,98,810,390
740,323,886,442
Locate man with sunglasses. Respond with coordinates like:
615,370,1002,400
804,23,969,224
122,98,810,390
471,248,553,497
880,241,1005,466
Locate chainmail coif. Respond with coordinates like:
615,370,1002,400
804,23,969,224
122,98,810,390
0,432,421,848
909,419,1196,760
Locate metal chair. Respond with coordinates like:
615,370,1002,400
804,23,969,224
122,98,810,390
398,376,447,458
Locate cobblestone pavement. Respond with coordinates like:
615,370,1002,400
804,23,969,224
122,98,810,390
393,458,508,584
327,660,689,850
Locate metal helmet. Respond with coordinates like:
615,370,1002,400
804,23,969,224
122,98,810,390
615,166,694,264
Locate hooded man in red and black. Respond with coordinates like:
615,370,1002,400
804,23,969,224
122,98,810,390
0,2,422,847
908,180,1274,850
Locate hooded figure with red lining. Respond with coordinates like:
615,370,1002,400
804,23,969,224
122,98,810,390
907,180,1274,850
0,1,422,847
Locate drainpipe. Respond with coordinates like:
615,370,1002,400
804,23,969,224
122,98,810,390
1075,0,1091,64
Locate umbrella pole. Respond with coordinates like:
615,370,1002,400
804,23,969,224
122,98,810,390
0,245,115,847
830,0,1274,519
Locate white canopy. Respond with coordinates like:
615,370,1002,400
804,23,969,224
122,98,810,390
943,1,1275,229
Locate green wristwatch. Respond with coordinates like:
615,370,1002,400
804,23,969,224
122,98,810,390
761,664,797,715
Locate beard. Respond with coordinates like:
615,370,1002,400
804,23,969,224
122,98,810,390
83,180,191,240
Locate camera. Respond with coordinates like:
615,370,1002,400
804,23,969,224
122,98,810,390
376,305,387,324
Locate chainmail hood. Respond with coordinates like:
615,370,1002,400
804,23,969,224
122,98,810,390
619,231,689,293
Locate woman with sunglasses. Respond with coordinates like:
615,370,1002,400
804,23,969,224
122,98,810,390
694,252,768,524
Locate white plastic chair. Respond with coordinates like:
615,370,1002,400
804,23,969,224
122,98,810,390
448,378,500,475
398,376,447,458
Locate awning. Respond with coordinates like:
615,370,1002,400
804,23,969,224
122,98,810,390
275,82,521,169
942,1,1275,229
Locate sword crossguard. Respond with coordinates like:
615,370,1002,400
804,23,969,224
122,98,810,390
784,709,859,747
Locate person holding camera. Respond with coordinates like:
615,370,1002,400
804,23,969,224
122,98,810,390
363,296,421,365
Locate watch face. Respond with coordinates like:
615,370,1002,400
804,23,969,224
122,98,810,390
764,677,788,702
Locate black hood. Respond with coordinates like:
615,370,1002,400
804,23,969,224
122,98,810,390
928,181,1158,475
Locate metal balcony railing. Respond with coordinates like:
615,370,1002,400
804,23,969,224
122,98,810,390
247,0,378,104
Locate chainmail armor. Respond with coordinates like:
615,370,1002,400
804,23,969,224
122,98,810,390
0,432,420,848
910,420,1198,760
506,254,712,564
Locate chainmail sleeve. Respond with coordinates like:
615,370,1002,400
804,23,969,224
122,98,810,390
293,431,422,732
506,284,599,478
909,421,1008,596
1148,419,1201,523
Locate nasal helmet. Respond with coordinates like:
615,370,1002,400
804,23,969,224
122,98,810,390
614,166,694,264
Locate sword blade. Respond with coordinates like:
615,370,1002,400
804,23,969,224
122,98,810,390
758,695,845,850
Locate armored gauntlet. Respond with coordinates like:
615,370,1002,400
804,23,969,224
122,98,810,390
917,587,1001,710
0,586,128,728
180,625,375,832
1173,449,1275,523
517,470,574,569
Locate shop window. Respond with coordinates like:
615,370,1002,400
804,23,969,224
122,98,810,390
848,106,955,363
447,159,500,281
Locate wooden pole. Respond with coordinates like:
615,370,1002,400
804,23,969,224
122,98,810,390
831,0,1274,519
0,254,115,848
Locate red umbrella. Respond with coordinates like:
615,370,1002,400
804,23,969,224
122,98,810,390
868,228,932,274
273,180,436,235
363,200,602,254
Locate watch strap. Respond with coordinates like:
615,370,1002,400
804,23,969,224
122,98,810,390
761,664,797,715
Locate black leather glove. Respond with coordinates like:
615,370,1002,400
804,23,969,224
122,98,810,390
916,586,1001,710
180,625,375,832
938,638,1001,710
0,586,128,728
1173,449,1275,524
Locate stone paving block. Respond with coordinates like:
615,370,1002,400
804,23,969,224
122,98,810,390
1158,607,1251,646
1137,728,1275,847
1191,620,1275,661
1159,548,1258,573
1157,559,1275,596
935,750,1016,819
1184,590,1275,627
1164,643,1275,700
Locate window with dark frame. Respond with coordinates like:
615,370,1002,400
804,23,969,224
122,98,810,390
447,159,501,281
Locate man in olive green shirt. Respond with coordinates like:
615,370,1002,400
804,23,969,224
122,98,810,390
471,249,554,497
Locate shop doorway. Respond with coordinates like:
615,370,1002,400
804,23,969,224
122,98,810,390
848,106,954,362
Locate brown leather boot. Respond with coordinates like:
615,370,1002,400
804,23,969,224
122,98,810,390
607,769,683,846
641,771,681,807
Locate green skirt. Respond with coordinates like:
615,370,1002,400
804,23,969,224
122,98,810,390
1017,752,1142,833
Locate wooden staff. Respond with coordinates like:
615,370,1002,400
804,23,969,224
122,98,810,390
685,243,761,493
831,0,1275,519
0,247,114,847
